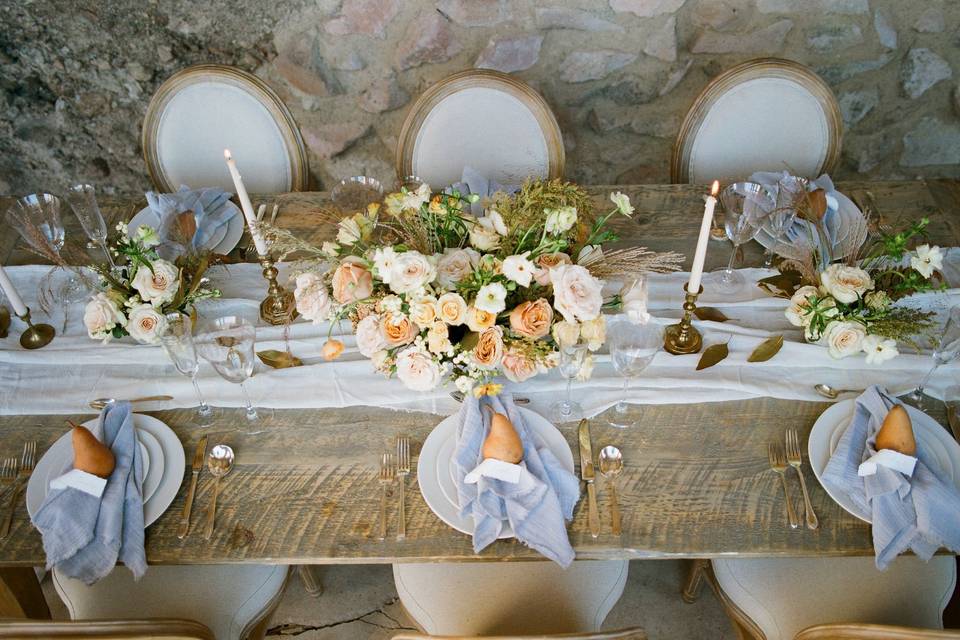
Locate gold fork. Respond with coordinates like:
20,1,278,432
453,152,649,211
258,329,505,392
0,458,18,499
786,429,819,530
1,442,36,538
378,453,395,541
769,442,798,529
396,437,410,541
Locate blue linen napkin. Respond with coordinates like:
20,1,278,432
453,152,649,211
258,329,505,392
821,386,960,569
145,185,235,251
31,401,146,584
453,394,580,567
447,166,515,216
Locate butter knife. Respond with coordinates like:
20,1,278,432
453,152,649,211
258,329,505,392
947,405,960,442
578,419,600,538
177,435,208,539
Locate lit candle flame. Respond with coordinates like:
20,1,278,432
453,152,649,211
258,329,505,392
711,180,719,197
223,149,232,160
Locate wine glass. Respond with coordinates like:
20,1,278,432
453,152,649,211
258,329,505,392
331,176,384,212
552,343,589,422
905,305,960,412
607,320,664,428
195,316,262,422
761,200,798,269
65,184,116,270
160,312,215,426
712,182,775,294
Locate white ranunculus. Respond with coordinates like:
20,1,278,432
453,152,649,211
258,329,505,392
294,272,332,324
356,313,387,357
911,244,943,278
126,303,167,345
475,282,507,314
372,246,398,284
336,217,362,246
389,251,436,294
501,252,536,287
610,191,634,216
436,247,480,289
862,334,899,365
823,320,867,359
544,206,577,234
550,264,603,323
131,259,179,307
820,264,873,304
84,293,126,341
395,346,442,391
784,285,820,327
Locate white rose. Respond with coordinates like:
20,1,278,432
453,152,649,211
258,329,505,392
373,246,398,284
823,320,867,359
475,282,507,314
389,251,436,294
610,191,634,216
785,285,820,327
294,272,332,324
911,244,943,279
126,303,167,345
550,264,603,323
820,264,873,304
501,252,536,288
84,293,126,341
356,313,387,357
395,346,442,391
436,248,480,289
469,223,501,251
437,292,468,325
544,206,577,234
620,278,650,324
862,334,899,365
426,322,452,355
580,316,606,351
131,259,179,307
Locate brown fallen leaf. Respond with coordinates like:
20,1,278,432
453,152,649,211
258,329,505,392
697,343,729,370
257,349,303,368
694,306,730,323
807,189,828,221
174,210,198,245
757,272,803,298
748,335,784,363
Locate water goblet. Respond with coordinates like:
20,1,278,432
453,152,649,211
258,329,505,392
761,203,798,269
711,182,775,294
607,319,664,428
331,176,384,213
195,316,262,423
65,184,116,270
552,343,589,423
905,305,960,412
59,276,90,333
8,193,65,251
160,313,215,426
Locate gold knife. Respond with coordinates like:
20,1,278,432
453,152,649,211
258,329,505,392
177,435,208,539
947,405,960,442
578,419,600,538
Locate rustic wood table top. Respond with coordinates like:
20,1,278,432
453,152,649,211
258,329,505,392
0,180,957,566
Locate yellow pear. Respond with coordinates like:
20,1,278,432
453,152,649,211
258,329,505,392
481,405,524,464
69,421,115,478
875,405,917,456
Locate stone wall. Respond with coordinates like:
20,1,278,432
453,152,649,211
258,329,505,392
2,0,958,196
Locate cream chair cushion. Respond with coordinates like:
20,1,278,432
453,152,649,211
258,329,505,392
711,556,956,640
394,560,628,637
53,564,288,640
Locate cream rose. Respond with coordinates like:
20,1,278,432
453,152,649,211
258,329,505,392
126,303,167,344
426,322,453,355
84,293,126,341
509,298,553,339
436,248,480,289
552,320,580,348
820,264,873,304
356,314,388,357
395,346,442,391
389,251,436,294
331,259,373,304
466,307,496,332
823,320,867,359
550,264,603,323
469,224,501,252
131,259,179,306
579,316,606,351
380,315,419,347
473,326,504,369
437,292,467,325
294,272,332,324
409,295,439,326
534,252,573,286
784,285,820,327
501,348,538,383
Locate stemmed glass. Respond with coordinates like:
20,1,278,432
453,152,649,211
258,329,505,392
160,312,215,426
332,176,384,212
761,199,798,269
195,316,262,422
607,320,664,428
65,184,116,270
712,182,776,294
552,343,589,422
905,305,960,412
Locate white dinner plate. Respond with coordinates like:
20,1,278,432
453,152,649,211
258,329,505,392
27,414,185,528
756,191,863,259
418,407,574,539
808,399,960,522
128,201,244,255
136,429,164,504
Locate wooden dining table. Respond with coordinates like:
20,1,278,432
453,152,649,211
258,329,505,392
0,180,958,618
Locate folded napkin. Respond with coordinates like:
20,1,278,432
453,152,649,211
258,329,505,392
821,386,960,569
447,166,515,216
750,171,842,263
31,401,146,584
145,185,235,253
453,394,580,567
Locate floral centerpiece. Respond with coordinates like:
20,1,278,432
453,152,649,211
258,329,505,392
262,179,682,395
83,222,220,344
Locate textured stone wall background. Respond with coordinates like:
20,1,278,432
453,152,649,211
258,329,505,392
1,0,959,196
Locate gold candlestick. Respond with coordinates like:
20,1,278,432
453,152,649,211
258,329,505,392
663,284,703,355
17,308,55,350
258,254,298,325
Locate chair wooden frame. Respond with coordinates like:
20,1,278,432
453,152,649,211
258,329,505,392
390,628,647,640
142,64,310,193
670,58,842,184
0,618,214,639
795,624,960,640
395,69,565,183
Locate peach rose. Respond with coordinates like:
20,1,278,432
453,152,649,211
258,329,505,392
509,298,553,339
437,292,467,325
473,326,504,369
321,339,344,361
380,315,419,347
501,348,538,383
331,259,374,304
534,252,573,286
466,307,496,332
409,295,438,326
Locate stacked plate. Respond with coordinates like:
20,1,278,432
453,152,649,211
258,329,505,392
26,414,185,527
128,202,245,255
418,408,574,539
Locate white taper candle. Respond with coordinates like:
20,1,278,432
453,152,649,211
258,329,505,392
0,264,28,317
224,149,269,256
688,180,720,293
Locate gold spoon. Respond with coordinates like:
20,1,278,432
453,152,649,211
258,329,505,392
203,445,235,540
598,445,623,536
89,395,174,410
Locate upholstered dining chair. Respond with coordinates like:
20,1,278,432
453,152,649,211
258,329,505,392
0,618,214,639
794,623,960,639
393,560,629,637
50,564,290,640
686,555,956,640
142,64,310,194
391,628,647,640
671,58,842,184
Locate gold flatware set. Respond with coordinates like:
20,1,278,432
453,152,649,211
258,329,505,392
377,436,413,541
0,441,36,539
578,419,623,537
769,429,818,530
178,437,236,540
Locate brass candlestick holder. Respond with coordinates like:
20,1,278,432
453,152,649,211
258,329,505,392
17,308,55,350
258,254,298,325
663,284,703,355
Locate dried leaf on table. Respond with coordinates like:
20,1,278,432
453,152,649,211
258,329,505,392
748,335,784,363
693,307,730,323
257,349,303,369
757,272,803,298
0,306,9,338
696,343,729,370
